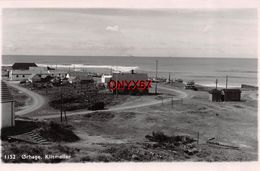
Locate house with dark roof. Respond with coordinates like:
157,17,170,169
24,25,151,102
12,63,37,70
9,70,33,81
1,81,15,128
9,63,38,81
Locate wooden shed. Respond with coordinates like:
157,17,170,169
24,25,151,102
221,89,241,101
209,89,222,102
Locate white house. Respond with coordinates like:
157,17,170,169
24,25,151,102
9,62,69,81
101,74,112,84
9,70,32,81
49,70,69,79
1,81,15,128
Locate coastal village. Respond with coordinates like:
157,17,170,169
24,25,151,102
0,61,258,162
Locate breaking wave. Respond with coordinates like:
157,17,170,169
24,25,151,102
36,64,139,72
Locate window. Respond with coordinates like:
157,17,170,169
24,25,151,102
22,75,25,77
16,75,19,77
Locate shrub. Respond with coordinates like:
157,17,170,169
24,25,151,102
39,121,80,142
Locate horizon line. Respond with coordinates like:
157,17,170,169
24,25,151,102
2,54,258,59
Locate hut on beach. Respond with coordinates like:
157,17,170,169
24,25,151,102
209,89,222,102
209,88,241,102
221,89,241,101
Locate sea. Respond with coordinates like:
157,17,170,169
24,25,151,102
2,55,258,88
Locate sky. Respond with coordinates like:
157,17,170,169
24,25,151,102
2,8,257,58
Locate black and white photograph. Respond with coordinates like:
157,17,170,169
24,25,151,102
0,0,258,164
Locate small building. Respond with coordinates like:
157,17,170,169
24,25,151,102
49,70,69,79
111,71,149,95
9,70,32,81
221,89,241,101
1,81,15,128
12,63,37,70
209,89,222,102
76,75,94,84
101,74,112,84
241,84,258,90
209,88,241,102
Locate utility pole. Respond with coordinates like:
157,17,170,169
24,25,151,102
216,79,218,89
60,85,63,122
155,60,158,94
226,75,228,89
116,73,118,97
168,72,171,83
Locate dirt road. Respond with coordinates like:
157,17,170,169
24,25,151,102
4,81,188,119
4,81,46,116
32,85,188,120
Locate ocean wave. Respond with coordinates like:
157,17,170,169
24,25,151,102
217,69,257,73
197,83,241,88
36,64,139,72
190,75,256,79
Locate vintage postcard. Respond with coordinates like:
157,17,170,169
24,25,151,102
0,0,259,170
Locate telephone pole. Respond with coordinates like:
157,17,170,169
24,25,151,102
155,60,158,94
60,85,63,122
116,73,118,97
226,75,228,89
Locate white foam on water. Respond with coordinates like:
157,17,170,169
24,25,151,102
36,63,139,72
198,83,241,88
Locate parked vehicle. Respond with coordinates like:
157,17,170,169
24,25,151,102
185,80,198,91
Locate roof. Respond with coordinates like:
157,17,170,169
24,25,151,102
102,75,112,78
1,81,14,102
209,89,221,94
112,73,148,81
222,89,241,93
76,75,93,80
49,70,68,74
12,63,37,70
